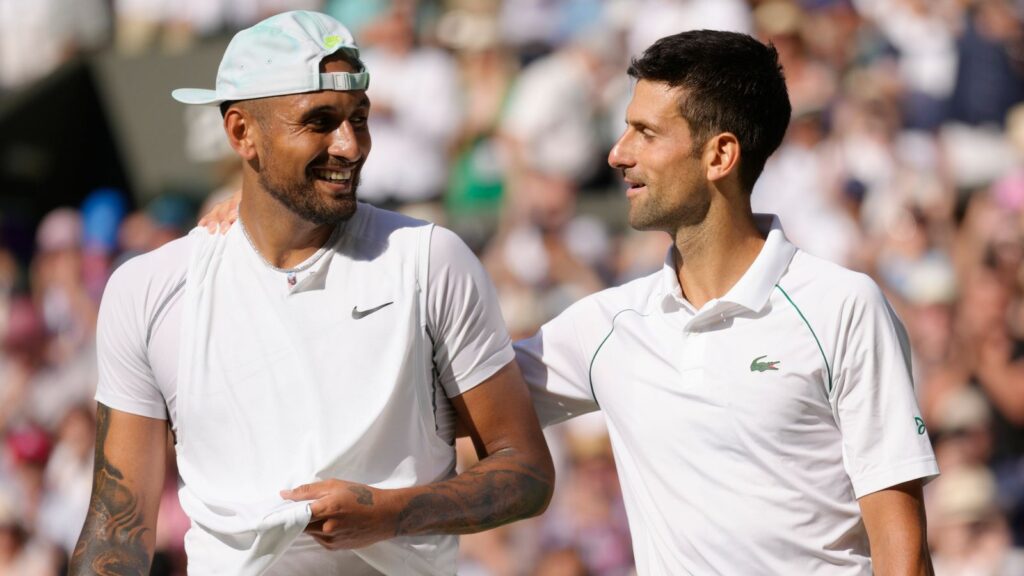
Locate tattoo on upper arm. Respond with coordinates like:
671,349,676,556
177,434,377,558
394,449,552,535
70,405,152,576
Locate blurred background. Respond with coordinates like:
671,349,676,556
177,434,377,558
1,0,1023,574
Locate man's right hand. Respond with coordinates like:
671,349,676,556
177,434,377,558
198,189,242,233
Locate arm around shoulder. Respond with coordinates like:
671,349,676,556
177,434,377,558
70,403,168,576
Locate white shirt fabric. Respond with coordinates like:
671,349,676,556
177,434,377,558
96,203,514,575
515,215,938,575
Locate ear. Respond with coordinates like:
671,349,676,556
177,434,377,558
705,132,740,184
224,107,260,162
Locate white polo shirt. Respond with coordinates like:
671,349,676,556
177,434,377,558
515,215,938,575
96,203,514,575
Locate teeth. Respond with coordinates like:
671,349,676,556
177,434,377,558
314,169,352,181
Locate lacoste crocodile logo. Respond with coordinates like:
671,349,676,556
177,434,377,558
750,355,780,372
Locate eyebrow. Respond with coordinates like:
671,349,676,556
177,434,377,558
627,119,655,133
298,98,370,121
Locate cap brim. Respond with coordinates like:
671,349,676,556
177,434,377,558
171,88,223,105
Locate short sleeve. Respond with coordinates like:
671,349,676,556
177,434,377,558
514,298,600,428
426,226,515,398
94,260,168,420
832,277,938,498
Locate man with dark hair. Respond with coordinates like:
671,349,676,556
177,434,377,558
516,30,938,574
71,11,552,576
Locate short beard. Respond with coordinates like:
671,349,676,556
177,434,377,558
629,182,711,232
257,160,359,225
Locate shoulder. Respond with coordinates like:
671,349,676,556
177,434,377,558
101,230,200,323
556,268,664,330
106,232,196,297
355,203,427,228
778,251,900,349
781,250,887,312
428,225,473,259
349,203,432,244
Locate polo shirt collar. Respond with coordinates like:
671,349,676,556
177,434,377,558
721,214,796,312
658,214,797,314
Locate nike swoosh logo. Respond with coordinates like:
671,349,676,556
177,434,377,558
352,301,393,319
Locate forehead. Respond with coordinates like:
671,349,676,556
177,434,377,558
627,80,685,124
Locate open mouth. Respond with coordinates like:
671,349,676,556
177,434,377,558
312,167,353,183
625,180,646,196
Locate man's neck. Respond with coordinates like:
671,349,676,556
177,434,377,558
238,189,338,269
671,200,765,310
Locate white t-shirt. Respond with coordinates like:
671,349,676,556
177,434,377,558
516,215,938,575
96,203,514,575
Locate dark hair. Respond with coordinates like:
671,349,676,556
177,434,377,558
628,30,791,192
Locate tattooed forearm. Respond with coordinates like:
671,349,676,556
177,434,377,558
394,449,553,536
70,405,152,576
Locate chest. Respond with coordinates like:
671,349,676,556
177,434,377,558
590,308,837,453
146,242,426,429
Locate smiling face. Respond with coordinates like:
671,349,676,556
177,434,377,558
608,80,711,233
247,57,371,225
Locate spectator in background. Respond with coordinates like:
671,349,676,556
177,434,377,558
0,295,94,436
80,189,129,302
625,0,752,58
35,405,94,558
439,4,517,229
30,209,96,367
499,26,617,191
950,0,1024,128
856,0,957,131
930,466,1024,575
0,492,60,575
356,0,463,207
537,429,632,576
0,0,110,91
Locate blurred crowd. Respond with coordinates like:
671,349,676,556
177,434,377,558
2,0,1024,574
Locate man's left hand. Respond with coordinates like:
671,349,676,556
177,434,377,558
282,479,395,550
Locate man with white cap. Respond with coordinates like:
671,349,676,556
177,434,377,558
70,11,553,576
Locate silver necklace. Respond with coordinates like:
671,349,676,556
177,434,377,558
237,216,338,286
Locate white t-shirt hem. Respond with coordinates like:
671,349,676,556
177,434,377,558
447,348,515,397
95,390,168,420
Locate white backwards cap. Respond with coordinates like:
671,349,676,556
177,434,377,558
172,10,369,106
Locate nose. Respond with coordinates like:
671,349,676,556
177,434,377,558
608,130,634,170
328,122,362,162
